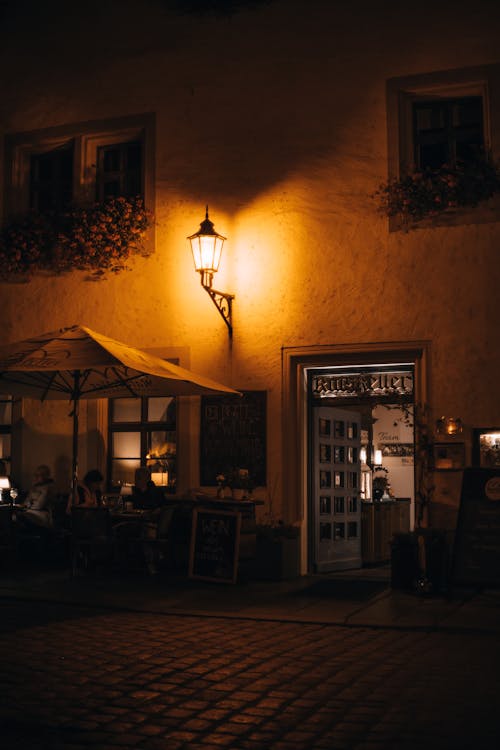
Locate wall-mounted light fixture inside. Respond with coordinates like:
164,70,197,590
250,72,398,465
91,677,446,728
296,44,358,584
436,416,463,436
188,206,234,337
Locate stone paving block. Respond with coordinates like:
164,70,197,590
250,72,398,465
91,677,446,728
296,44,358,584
1,600,500,749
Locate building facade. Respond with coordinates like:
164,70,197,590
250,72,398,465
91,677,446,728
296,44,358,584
1,0,499,573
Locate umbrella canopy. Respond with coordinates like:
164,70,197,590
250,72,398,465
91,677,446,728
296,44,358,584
0,325,239,499
0,325,238,399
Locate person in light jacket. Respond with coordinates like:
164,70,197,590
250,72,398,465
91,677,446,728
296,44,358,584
18,465,56,529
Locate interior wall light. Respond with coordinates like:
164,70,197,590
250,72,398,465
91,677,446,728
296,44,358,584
436,416,463,437
188,206,234,337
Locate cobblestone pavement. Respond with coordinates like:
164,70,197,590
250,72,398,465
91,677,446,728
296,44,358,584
1,598,499,750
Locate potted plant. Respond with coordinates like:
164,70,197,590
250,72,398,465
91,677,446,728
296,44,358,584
372,467,390,501
0,196,153,280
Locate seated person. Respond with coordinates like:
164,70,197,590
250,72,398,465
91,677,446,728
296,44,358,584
17,464,56,530
131,467,165,512
67,469,104,512
115,467,167,575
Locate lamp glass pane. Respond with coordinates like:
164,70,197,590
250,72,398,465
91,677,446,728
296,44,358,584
191,235,225,272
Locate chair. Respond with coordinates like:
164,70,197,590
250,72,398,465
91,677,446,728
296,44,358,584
70,506,113,576
144,505,176,572
0,505,17,565
112,505,175,575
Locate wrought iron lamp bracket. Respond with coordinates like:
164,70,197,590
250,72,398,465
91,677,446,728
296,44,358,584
200,271,234,336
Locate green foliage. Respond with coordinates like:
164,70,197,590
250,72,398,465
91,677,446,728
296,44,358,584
0,196,153,280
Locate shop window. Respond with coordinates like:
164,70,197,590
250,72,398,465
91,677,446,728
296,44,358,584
108,395,176,492
0,396,13,478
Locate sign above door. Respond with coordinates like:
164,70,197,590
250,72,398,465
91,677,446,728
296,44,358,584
311,370,414,400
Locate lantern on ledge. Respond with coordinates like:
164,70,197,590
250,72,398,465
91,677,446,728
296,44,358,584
436,416,463,436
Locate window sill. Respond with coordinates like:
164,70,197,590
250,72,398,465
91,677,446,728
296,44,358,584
388,194,500,232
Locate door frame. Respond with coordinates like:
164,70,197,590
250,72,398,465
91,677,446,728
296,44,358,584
281,341,431,574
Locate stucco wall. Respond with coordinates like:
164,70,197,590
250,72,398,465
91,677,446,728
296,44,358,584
1,0,499,513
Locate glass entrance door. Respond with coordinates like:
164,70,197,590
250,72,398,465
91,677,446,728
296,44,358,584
312,406,361,572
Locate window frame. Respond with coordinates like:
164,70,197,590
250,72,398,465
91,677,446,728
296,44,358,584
3,112,155,222
396,80,490,176
385,64,500,230
0,395,14,478
107,395,177,493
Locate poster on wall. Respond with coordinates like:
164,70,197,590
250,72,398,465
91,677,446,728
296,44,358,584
200,391,267,487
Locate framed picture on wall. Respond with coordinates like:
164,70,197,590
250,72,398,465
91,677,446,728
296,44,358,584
472,427,500,468
432,442,466,471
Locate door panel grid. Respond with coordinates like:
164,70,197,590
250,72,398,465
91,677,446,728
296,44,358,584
313,407,361,571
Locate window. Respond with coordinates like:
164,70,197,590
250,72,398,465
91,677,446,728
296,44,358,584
96,140,142,201
30,142,74,212
0,396,13,478
386,64,500,228
4,113,154,219
108,396,176,492
412,96,484,170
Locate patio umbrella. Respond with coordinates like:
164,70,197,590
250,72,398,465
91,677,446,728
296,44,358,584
0,325,239,501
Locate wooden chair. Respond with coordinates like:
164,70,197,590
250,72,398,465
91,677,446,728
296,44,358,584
113,505,175,574
143,505,176,573
70,506,113,576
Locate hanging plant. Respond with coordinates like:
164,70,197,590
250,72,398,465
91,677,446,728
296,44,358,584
375,154,500,226
0,196,153,280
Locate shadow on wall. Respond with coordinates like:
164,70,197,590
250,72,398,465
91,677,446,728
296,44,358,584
20,428,105,495
54,454,71,495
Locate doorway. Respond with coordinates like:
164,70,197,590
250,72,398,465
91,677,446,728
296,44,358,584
281,342,430,575
308,365,415,572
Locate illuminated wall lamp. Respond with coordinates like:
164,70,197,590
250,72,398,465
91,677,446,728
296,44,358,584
188,206,234,337
436,416,463,436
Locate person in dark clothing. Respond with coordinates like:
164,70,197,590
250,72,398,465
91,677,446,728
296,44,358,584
66,469,104,513
116,467,168,574
130,467,165,511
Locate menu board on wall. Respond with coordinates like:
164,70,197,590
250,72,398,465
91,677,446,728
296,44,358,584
200,391,266,487
451,468,500,588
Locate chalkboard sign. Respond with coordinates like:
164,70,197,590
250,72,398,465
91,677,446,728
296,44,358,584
200,391,266,487
189,508,241,584
451,467,500,587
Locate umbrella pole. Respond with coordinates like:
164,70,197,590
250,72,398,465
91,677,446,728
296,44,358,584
71,370,80,507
